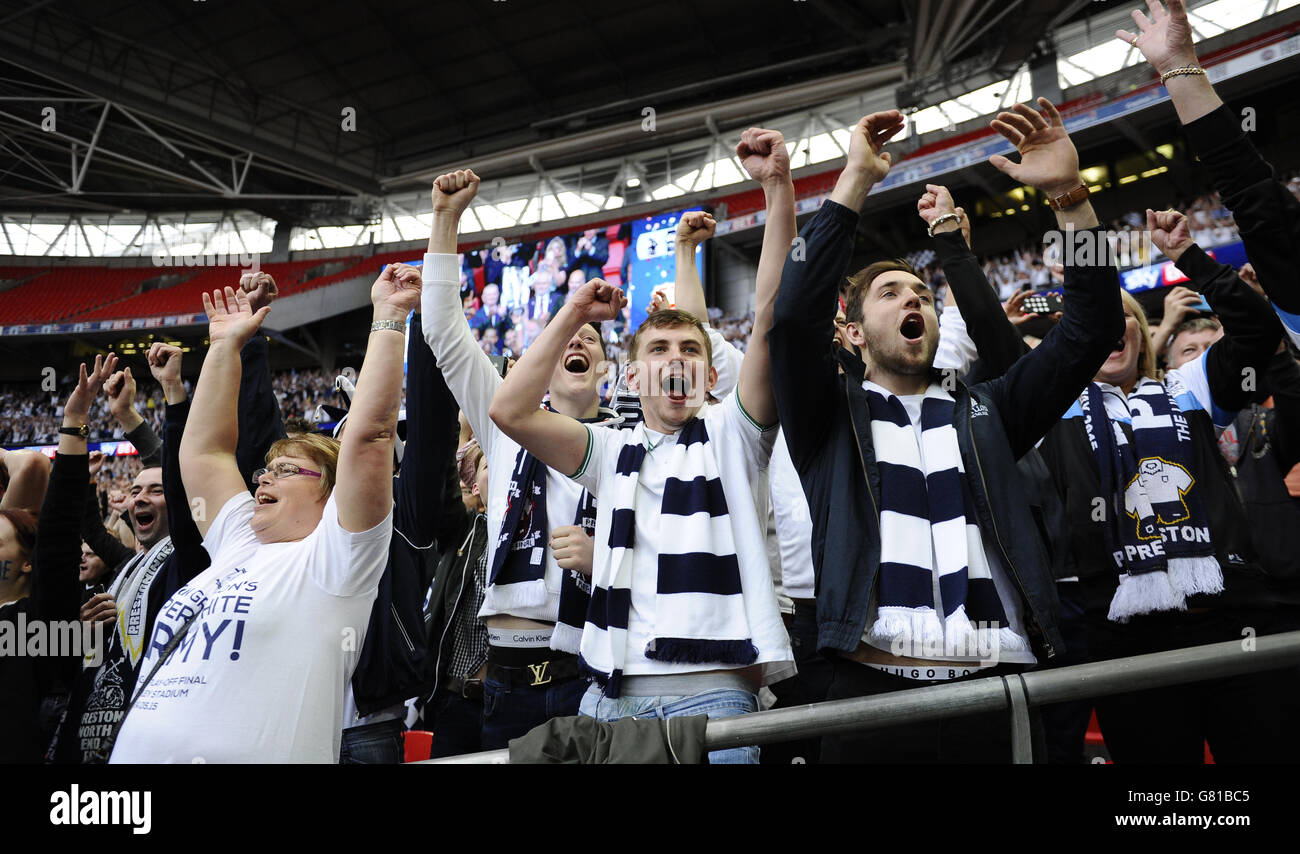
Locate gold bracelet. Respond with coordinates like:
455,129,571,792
1160,65,1206,84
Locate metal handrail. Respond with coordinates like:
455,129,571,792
418,630,1300,764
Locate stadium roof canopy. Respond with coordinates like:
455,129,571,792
0,0,1280,256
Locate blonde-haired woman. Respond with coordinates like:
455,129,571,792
112,264,421,763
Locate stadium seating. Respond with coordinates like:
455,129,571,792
0,267,159,325
69,258,360,322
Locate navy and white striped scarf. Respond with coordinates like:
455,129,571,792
1080,378,1220,622
864,382,1029,659
580,417,757,698
487,407,613,651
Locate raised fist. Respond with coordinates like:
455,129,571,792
372,263,422,315
147,343,184,386
104,368,137,420
432,169,481,217
736,127,791,186
240,271,279,313
675,211,716,248
107,489,129,514
1146,208,1194,262
917,184,959,227
567,279,626,324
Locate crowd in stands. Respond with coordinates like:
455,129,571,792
3,2,1299,767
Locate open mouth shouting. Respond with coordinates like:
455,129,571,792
255,489,279,507
132,505,160,537
900,312,926,343
563,351,590,375
660,367,694,404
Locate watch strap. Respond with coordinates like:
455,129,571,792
1048,184,1091,211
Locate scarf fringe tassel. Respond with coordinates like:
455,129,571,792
1167,555,1225,597
1108,570,1186,623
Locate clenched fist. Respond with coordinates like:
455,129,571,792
675,211,716,249
432,169,480,217
550,525,594,577
1145,207,1194,262
567,279,626,324
736,127,791,186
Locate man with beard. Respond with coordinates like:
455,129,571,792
422,170,613,749
769,102,1124,762
49,274,285,763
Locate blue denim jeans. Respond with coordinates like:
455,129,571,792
481,673,588,751
339,718,404,764
579,684,759,764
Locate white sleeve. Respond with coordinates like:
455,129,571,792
1166,350,1235,430
305,493,393,598
570,423,623,496
420,252,503,457
710,393,778,476
768,430,815,599
706,324,745,401
933,304,979,375
201,493,261,565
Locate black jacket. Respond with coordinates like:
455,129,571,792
769,199,1124,658
0,452,86,763
1183,104,1300,325
1225,350,1300,591
422,506,489,714
350,314,462,717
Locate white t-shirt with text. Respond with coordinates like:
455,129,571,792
110,492,392,764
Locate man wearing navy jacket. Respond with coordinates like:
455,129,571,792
769,100,1124,763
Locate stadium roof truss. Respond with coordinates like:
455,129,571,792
0,0,1296,259
0,1,385,208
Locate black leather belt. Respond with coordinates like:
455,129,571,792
485,654,581,689
445,675,484,700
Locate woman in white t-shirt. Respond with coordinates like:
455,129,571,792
110,265,421,764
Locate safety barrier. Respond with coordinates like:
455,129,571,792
420,630,1300,764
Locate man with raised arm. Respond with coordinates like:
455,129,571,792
488,127,795,764
1,355,112,763
769,103,1123,763
421,171,614,750
1119,0,1299,346
110,266,411,763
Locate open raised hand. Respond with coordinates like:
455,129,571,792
989,98,1081,198
203,286,270,348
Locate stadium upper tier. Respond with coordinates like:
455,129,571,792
0,251,431,326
